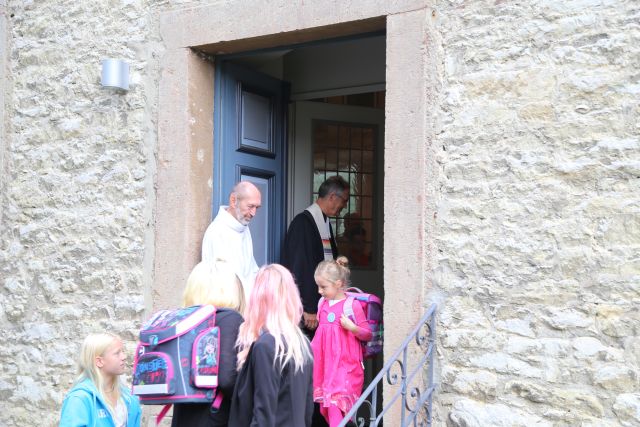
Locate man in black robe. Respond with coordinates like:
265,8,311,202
281,175,350,339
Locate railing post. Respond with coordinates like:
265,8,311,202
337,304,437,427
401,346,408,426
370,383,378,425
427,311,436,426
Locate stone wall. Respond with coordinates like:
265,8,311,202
0,1,166,425
0,0,638,426
433,0,640,425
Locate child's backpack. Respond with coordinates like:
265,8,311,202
344,287,383,358
132,305,223,424
318,287,383,358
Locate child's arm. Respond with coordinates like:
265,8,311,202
340,307,373,342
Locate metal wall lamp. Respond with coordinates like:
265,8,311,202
100,59,130,91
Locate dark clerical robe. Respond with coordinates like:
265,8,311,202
281,210,338,314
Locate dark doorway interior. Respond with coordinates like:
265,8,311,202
213,32,386,424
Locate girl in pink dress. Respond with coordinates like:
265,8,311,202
311,256,372,426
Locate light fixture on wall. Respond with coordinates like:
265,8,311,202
100,59,130,91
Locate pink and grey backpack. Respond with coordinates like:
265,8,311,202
132,305,223,424
319,287,383,358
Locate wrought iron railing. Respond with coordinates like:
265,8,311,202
338,303,438,427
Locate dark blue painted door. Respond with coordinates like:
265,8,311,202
213,61,288,266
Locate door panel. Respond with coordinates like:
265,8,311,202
214,61,288,266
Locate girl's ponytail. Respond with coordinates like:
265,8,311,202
335,256,349,268
315,256,351,288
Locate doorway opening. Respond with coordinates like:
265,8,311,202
210,32,386,419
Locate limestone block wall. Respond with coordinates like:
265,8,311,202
0,1,165,425
433,0,640,425
1,0,639,426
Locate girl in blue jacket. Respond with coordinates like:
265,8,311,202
59,333,141,427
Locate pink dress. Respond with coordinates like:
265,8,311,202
311,298,373,414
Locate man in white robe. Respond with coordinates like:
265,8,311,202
202,181,261,301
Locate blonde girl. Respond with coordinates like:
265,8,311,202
182,259,246,314
228,264,314,427
172,260,245,427
59,333,141,427
311,256,372,426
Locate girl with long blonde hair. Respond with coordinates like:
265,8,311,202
59,333,141,427
171,260,245,427
229,264,314,427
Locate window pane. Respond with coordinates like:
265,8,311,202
327,125,338,147
313,149,326,170
339,171,350,187
362,127,375,150
313,172,325,194
314,123,327,147
361,196,373,218
361,174,373,196
338,126,350,148
312,119,377,269
352,173,362,197
362,219,372,235
350,149,362,173
350,127,363,150
362,150,374,173
338,149,350,171
325,149,337,170
338,212,370,267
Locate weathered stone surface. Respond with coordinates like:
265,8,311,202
441,366,497,400
468,352,546,379
435,0,639,425
0,0,161,425
591,362,638,392
507,380,605,417
573,336,625,361
596,304,639,338
448,398,552,427
613,393,640,427
0,0,638,426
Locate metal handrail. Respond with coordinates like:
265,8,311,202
338,303,438,427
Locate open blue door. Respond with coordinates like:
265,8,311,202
213,61,288,266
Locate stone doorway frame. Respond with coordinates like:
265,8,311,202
154,0,440,414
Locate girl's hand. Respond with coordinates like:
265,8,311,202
340,314,357,332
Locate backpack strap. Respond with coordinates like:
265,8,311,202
155,391,224,425
343,296,356,322
155,404,172,425
210,390,224,414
